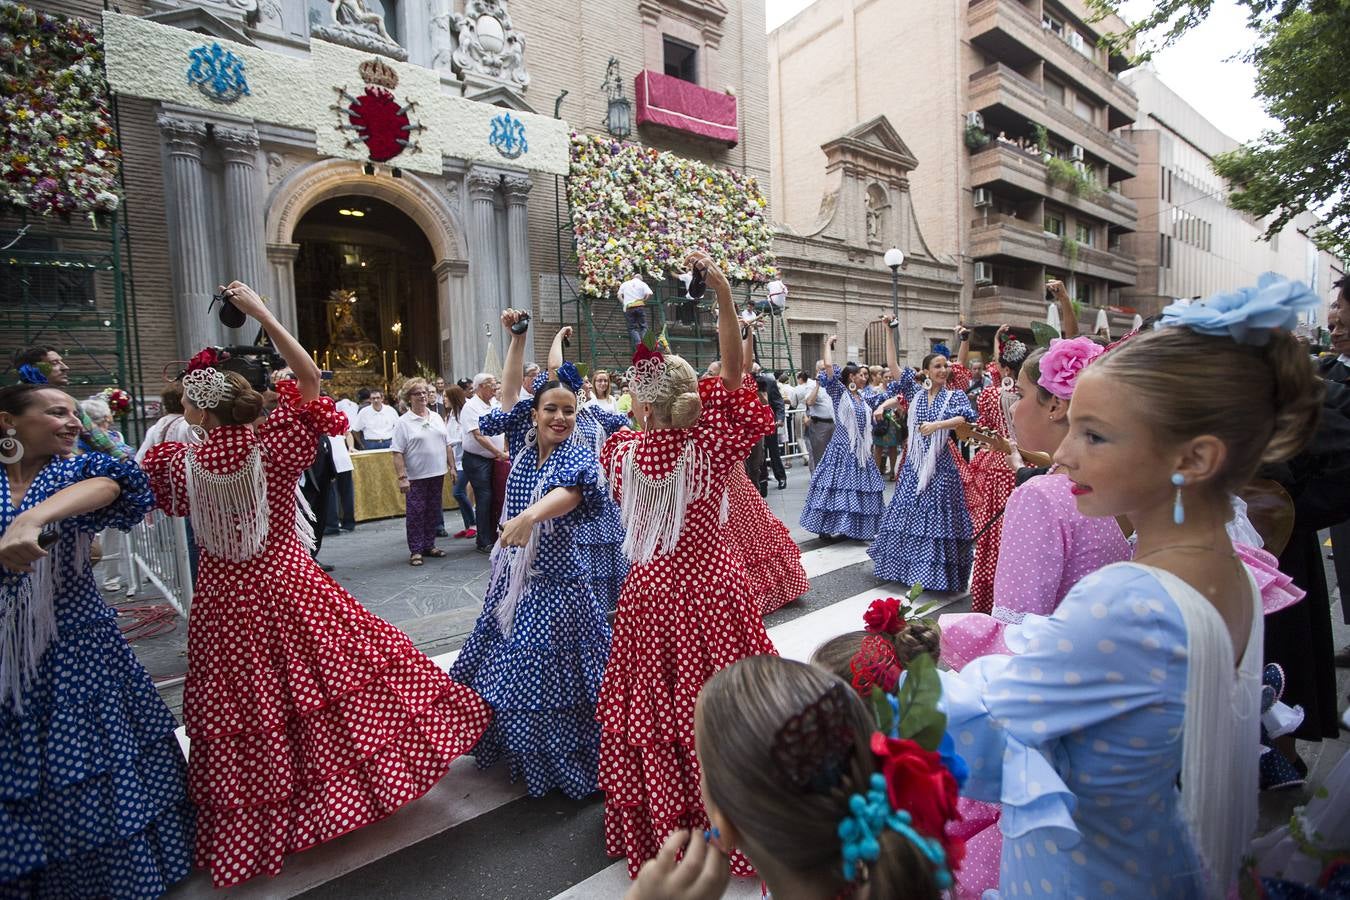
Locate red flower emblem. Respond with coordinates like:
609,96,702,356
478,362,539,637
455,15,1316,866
185,347,224,374
349,87,409,163
870,732,965,869
863,597,904,635
631,341,664,366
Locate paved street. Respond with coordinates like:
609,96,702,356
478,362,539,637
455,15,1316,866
103,465,1348,900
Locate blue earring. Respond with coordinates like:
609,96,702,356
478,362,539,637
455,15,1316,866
1171,472,1185,525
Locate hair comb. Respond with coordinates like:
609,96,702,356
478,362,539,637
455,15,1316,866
771,681,857,792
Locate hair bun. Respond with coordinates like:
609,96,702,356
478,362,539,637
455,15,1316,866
669,390,702,429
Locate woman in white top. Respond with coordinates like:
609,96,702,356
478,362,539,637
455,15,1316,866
390,378,453,565
586,369,618,414
443,384,476,540
135,383,196,464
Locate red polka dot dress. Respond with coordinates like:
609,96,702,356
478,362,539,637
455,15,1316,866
598,376,777,879
142,386,492,888
724,464,808,616
964,383,1018,614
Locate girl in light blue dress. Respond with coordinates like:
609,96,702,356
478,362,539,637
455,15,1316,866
799,334,891,540
935,276,1322,898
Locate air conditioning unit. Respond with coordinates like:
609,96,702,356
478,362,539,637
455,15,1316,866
965,111,985,130
973,262,993,285
1070,144,1084,161
973,188,993,208
1068,32,1086,53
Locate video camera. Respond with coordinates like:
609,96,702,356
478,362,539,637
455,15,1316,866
214,345,287,392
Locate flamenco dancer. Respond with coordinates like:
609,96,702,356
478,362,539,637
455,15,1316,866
598,250,776,878
936,275,1322,897
960,324,1029,614
545,323,631,613
0,385,194,898
142,282,492,887
729,322,808,616
869,318,976,591
451,310,611,798
798,335,888,541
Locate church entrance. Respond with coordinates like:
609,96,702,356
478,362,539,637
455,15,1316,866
293,196,437,398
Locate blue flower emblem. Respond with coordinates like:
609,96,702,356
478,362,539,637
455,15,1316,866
186,43,250,104
1158,272,1321,345
489,113,528,160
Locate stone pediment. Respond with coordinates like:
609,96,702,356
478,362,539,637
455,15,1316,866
145,8,257,46
821,115,919,175
465,83,536,114
638,0,727,25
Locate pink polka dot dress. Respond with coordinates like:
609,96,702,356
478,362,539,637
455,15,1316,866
142,387,492,888
597,376,777,879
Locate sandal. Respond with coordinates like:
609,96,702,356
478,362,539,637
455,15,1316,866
409,553,424,566
424,548,447,558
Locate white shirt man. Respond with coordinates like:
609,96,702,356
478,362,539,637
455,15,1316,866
353,392,399,447
619,272,654,349
519,363,541,402
461,378,506,460
335,396,359,422
765,279,787,311
460,373,507,553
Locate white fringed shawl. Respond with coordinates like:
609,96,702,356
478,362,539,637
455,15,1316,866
487,444,554,636
184,444,270,562
836,386,873,470
1145,565,1261,898
610,437,716,564
0,530,91,712
905,388,955,495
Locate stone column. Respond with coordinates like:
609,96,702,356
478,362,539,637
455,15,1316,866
266,242,301,335
503,174,533,316
158,114,216,356
215,125,266,344
466,168,503,373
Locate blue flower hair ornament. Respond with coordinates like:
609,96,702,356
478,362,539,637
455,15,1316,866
17,364,48,385
930,343,953,360
838,773,952,889
1158,272,1321,346
555,361,584,393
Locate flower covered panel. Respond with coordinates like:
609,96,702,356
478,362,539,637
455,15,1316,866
565,133,776,297
0,4,121,220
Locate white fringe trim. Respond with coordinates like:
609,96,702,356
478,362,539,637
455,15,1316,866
0,530,90,712
837,387,873,470
906,389,955,495
185,444,270,562
610,437,715,565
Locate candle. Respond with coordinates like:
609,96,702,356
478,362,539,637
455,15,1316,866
312,350,319,365
382,351,389,384
325,351,331,370
393,350,399,376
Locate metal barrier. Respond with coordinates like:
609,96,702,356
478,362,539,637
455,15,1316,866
783,407,808,464
122,511,194,618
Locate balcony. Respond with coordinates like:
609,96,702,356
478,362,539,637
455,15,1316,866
966,0,1137,127
969,143,1137,229
634,69,739,146
970,283,1048,322
968,63,1138,178
969,216,1136,285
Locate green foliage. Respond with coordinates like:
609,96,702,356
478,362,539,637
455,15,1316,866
1088,1,1350,261
1032,123,1049,155
1045,156,1106,199
964,123,991,152
896,653,947,751
1061,235,1081,271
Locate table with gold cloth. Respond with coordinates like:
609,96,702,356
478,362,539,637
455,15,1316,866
350,449,460,522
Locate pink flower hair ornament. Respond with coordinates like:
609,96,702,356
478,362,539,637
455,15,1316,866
1036,336,1105,400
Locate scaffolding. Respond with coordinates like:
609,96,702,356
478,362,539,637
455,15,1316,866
0,209,148,439
553,177,796,378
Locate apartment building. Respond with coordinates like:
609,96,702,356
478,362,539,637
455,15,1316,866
770,0,1141,337
1120,67,1343,316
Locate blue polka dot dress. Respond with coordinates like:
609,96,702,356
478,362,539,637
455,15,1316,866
450,398,611,799
798,366,889,540
869,368,976,590
1,454,194,898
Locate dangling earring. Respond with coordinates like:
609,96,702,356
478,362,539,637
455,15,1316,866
0,428,23,464
525,423,538,447
1171,472,1185,525
1002,376,1015,391
189,424,207,443
923,377,933,391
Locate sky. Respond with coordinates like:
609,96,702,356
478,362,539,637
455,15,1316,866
763,0,1278,144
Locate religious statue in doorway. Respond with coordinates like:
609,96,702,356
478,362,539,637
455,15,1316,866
864,192,880,241
313,0,407,60
325,289,381,369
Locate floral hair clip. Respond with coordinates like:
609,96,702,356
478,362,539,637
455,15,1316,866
626,330,672,405
1158,272,1320,346
1037,336,1105,400
16,363,48,385
555,361,584,393
839,771,952,889
182,367,229,410
850,635,902,696
185,346,228,376
863,597,906,636
999,338,1028,366
930,343,952,360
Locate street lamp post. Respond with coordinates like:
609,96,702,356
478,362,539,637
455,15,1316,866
884,247,905,361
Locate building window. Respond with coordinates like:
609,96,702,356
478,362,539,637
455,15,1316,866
1074,281,1092,306
1076,222,1094,246
1044,212,1065,237
1073,94,1095,124
663,37,698,83
1044,78,1065,106
801,334,823,372
1042,13,1064,36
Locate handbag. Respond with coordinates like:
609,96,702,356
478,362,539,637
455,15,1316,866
871,416,891,439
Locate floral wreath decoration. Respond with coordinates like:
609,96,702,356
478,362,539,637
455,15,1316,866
773,586,968,891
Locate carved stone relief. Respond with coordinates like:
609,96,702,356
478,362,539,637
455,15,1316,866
450,0,530,90
312,0,408,61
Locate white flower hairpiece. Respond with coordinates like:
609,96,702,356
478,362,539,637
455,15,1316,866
182,367,229,409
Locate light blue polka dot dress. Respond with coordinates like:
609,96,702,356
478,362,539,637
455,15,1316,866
940,563,1218,898
451,398,611,799
869,367,976,590
798,366,890,539
1,455,194,898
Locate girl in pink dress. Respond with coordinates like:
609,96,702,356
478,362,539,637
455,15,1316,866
142,282,492,886
597,252,776,879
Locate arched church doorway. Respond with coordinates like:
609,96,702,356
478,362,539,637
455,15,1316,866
293,196,437,396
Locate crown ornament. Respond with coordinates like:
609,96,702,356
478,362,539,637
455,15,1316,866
359,58,399,91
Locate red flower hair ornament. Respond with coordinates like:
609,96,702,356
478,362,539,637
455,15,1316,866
869,732,966,871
